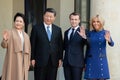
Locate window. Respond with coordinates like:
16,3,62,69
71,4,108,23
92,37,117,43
75,0,90,29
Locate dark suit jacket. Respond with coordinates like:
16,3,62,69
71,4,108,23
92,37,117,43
30,22,63,67
63,27,87,67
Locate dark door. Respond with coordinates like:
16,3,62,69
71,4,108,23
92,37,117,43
25,0,46,32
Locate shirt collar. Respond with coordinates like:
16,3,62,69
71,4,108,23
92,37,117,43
44,22,52,28
71,25,79,30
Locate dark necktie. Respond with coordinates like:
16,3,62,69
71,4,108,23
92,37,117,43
47,26,51,41
70,28,74,40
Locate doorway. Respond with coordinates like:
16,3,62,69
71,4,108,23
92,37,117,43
25,0,46,32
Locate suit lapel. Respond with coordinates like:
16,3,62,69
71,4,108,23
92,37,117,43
51,24,55,41
64,28,70,43
41,23,50,42
66,30,69,42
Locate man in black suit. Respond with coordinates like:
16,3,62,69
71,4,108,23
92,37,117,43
30,8,63,80
63,12,87,80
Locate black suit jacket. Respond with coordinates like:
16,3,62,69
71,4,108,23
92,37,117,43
30,23,63,67
63,27,87,67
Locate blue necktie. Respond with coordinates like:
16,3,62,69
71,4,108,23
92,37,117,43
47,26,51,41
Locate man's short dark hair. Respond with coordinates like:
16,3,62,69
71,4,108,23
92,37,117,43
44,8,56,16
69,12,81,19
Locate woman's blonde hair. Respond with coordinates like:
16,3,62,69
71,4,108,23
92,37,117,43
90,15,105,30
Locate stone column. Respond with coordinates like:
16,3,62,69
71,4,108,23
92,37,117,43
0,0,13,76
91,0,120,79
0,0,24,76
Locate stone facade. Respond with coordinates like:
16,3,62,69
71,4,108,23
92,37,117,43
0,0,120,80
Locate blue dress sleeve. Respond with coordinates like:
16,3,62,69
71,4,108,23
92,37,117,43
108,37,114,46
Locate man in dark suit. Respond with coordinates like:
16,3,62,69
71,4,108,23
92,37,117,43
63,12,87,80
30,8,63,80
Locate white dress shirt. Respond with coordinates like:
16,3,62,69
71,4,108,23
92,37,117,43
17,30,24,51
44,22,52,34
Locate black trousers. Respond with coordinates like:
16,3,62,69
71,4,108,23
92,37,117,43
34,57,58,80
64,65,83,80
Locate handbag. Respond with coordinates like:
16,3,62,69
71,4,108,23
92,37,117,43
29,64,34,71
0,76,1,80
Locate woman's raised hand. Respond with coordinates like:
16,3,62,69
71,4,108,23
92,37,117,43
3,30,9,41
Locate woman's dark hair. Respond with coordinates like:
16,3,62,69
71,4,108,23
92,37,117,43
14,12,25,23
43,8,56,16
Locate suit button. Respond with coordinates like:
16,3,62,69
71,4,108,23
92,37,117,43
101,74,103,76
100,58,102,60
101,68,103,70
89,64,91,66
89,74,91,76
49,43,51,46
99,43,101,45
89,68,91,71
